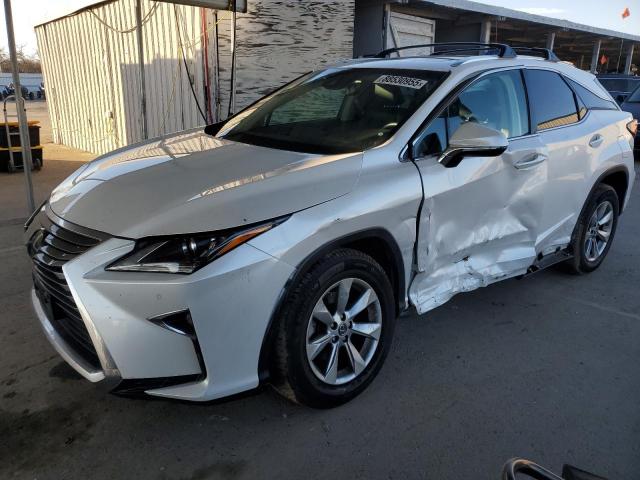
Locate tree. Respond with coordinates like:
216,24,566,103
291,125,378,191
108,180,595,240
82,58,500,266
0,45,41,73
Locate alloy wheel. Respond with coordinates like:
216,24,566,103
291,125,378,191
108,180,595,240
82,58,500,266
305,278,382,385
584,200,614,262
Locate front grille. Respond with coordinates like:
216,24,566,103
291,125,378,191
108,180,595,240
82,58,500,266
27,209,109,370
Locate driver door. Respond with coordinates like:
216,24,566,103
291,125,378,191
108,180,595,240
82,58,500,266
408,69,550,314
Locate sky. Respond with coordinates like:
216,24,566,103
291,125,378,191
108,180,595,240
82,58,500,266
0,0,639,56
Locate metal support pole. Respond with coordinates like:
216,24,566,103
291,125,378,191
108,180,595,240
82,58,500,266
546,32,556,51
135,0,148,139
229,6,237,116
624,44,635,75
3,0,34,213
590,39,601,74
616,39,624,73
480,18,492,43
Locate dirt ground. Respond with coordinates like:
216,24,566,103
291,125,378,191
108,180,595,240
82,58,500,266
1,100,95,220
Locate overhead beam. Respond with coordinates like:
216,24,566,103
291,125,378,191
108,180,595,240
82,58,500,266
154,0,247,12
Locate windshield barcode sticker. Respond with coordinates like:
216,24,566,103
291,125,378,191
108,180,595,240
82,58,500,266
374,75,429,89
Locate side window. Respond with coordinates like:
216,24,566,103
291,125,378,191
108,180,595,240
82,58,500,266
524,70,579,131
448,70,529,139
413,70,529,157
566,78,618,111
413,111,447,158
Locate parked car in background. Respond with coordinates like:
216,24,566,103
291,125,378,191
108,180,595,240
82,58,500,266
23,85,41,100
25,43,636,407
6,83,29,99
597,74,640,104
39,82,45,100
621,84,640,152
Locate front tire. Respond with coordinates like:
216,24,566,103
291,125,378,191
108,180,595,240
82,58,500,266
271,248,396,408
567,184,619,274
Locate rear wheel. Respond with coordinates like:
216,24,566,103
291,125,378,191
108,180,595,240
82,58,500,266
271,248,396,408
567,184,619,274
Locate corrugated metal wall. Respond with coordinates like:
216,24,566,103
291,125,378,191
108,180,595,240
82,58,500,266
35,0,205,155
35,0,355,156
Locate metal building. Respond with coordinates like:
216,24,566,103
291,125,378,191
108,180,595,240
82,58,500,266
355,0,640,72
35,0,354,155
36,0,640,156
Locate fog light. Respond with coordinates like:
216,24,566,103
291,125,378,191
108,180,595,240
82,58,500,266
148,309,195,338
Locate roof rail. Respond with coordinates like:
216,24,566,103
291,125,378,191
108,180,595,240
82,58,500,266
374,42,517,59
512,47,560,62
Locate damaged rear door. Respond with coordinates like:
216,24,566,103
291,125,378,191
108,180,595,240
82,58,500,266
408,68,549,314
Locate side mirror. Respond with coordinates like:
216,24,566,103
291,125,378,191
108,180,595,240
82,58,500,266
438,122,508,168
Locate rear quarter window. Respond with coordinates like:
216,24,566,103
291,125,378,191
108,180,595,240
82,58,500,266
566,79,618,111
524,69,579,131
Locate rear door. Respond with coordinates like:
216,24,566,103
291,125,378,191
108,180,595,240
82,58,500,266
522,69,611,254
409,69,549,314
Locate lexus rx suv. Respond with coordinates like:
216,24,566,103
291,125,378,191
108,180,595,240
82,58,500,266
26,44,636,407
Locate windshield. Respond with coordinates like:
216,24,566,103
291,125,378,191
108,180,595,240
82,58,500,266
217,68,447,154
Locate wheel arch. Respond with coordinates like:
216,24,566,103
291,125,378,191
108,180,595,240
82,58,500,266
570,165,630,248
597,167,630,213
258,228,407,383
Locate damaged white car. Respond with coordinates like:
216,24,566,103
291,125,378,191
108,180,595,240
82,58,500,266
26,43,636,407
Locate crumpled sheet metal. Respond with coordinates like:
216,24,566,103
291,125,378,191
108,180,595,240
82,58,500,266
408,155,547,314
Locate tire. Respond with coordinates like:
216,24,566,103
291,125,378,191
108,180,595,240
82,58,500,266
271,248,396,408
567,184,619,274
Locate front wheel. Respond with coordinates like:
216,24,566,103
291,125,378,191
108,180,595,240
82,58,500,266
271,248,396,408
567,184,619,274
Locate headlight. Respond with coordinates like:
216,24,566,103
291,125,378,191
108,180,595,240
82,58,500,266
106,219,284,274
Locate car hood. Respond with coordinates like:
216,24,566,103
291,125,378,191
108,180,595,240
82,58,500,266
49,129,363,238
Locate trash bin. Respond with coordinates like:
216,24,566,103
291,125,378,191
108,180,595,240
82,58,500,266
0,120,42,172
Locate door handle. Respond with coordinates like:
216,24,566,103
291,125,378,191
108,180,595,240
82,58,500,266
513,153,547,169
589,134,604,148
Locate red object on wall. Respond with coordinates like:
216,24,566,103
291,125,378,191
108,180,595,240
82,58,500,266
622,7,631,19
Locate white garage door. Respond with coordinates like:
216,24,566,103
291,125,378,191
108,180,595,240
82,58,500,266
385,11,436,57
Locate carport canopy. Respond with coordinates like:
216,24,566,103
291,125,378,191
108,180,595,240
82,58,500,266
386,0,640,73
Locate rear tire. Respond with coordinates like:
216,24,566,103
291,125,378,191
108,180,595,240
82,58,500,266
271,248,396,408
567,184,619,274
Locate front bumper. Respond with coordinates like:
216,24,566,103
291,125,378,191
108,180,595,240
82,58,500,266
28,211,295,401
31,289,106,383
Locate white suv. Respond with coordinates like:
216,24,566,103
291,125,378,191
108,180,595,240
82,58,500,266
25,44,636,407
